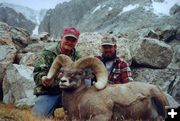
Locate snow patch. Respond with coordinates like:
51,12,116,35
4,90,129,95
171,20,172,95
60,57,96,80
118,4,139,16
146,0,180,16
108,7,113,11
91,5,101,14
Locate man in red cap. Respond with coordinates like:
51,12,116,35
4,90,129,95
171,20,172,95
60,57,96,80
33,27,81,118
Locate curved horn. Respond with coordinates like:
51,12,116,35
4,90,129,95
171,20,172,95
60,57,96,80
74,56,108,90
47,54,73,79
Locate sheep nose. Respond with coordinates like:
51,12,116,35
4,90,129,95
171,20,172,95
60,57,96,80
61,79,67,83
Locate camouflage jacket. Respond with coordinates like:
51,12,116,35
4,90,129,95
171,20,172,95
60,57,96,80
33,42,81,96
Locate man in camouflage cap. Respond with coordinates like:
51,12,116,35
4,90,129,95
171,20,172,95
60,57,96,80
95,35,133,84
33,27,81,117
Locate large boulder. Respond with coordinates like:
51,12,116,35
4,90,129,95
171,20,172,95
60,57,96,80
0,22,13,45
0,45,17,100
132,68,180,92
3,64,35,107
9,27,31,51
22,42,50,53
19,52,41,66
0,22,31,51
131,38,173,68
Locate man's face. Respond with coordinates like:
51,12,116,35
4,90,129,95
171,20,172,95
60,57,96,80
101,45,117,58
60,36,77,51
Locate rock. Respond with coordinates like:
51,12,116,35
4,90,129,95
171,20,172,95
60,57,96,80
170,4,180,15
176,29,180,40
132,38,173,68
77,32,102,57
132,68,180,92
22,42,50,53
38,32,50,41
164,93,179,108
10,27,30,51
174,45,180,63
0,6,35,34
19,52,41,66
39,0,179,41
0,45,17,100
77,32,132,64
167,74,180,104
30,35,40,44
3,64,35,107
144,27,178,43
0,22,14,45
154,0,165,2
168,42,180,69
144,29,161,40
0,22,31,51
116,37,132,64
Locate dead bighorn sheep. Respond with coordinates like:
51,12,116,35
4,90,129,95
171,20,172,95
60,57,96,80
46,54,169,121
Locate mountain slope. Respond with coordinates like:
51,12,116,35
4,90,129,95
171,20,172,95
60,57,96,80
0,6,36,34
39,0,180,39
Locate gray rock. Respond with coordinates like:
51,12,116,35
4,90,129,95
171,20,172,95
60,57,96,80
132,68,180,92
19,52,41,67
0,45,17,83
0,22,13,45
77,32,132,64
3,64,35,107
168,74,180,104
22,42,50,53
168,41,180,69
0,45,17,100
0,22,31,51
132,38,173,68
164,93,179,108
0,6,35,34
39,0,180,41
10,27,30,51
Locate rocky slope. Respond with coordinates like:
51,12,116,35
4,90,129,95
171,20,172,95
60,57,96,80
0,6,36,34
0,0,179,108
39,0,180,39
0,21,180,106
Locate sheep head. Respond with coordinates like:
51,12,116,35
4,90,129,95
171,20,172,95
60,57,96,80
46,54,108,90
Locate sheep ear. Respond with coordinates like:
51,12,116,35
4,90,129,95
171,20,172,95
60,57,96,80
75,56,108,90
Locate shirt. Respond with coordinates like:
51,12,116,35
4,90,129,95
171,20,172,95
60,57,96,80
96,56,133,84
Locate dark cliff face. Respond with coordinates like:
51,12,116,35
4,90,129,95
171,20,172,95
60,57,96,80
39,0,105,37
39,0,180,39
0,7,36,34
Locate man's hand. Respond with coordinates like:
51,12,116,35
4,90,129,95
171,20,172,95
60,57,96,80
41,76,54,87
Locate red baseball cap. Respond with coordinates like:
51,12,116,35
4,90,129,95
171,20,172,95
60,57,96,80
63,27,80,40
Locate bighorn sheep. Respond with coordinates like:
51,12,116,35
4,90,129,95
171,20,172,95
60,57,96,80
46,54,169,121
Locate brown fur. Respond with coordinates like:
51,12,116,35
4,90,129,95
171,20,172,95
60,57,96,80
47,55,169,121
61,82,169,121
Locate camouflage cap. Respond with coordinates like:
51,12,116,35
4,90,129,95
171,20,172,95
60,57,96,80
101,35,117,46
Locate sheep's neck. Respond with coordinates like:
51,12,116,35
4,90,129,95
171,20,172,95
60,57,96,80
62,85,88,117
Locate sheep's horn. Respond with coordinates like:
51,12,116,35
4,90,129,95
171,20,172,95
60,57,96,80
47,54,73,79
75,56,108,90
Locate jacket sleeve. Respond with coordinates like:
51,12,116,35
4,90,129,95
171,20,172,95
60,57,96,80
33,50,56,86
119,61,133,83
